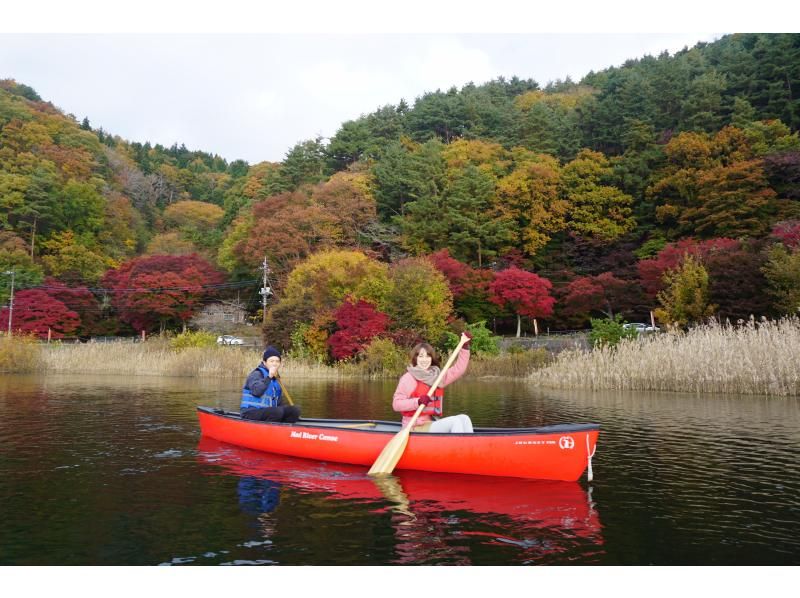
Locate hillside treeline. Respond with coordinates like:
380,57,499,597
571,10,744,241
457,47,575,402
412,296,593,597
1,33,800,357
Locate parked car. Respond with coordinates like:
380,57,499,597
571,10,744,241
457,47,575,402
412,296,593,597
622,322,660,333
216,335,244,345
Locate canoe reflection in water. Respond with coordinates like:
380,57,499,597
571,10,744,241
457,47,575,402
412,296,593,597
198,437,604,564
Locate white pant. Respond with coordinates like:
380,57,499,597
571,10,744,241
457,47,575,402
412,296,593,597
429,414,473,433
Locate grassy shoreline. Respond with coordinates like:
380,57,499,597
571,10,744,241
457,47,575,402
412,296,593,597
0,336,550,380
3,318,800,397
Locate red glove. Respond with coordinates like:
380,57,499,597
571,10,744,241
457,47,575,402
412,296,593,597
417,395,432,406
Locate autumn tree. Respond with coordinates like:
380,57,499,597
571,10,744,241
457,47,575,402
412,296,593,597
496,152,567,256
97,193,144,260
655,255,716,327
559,149,636,241
560,272,636,322
101,254,226,333
223,188,358,282
770,221,800,250
0,289,80,339
762,244,800,316
637,237,740,297
40,278,112,336
428,249,497,323
145,232,198,256
648,127,783,238
490,267,555,337
40,231,112,283
385,257,453,341
264,250,391,350
311,171,378,245
327,298,391,361
0,231,44,305
163,200,224,231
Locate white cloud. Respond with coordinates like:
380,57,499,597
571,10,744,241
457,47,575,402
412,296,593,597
410,38,496,92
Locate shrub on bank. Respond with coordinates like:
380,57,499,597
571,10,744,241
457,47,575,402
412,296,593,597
442,321,500,356
354,337,409,378
170,330,217,351
588,315,638,348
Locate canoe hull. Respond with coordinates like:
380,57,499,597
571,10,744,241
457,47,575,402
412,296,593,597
197,407,599,482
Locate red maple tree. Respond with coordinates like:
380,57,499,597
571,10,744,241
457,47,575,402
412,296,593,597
1,289,80,339
428,249,497,322
771,221,800,250
327,297,391,361
41,278,110,336
489,267,555,337
428,249,470,297
561,272,636,321
637,238,740,297
101,254,226,332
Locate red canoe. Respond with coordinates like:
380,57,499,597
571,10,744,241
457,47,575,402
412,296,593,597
197,407,599,482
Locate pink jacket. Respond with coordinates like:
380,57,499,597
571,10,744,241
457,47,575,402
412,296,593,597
392,348,470,428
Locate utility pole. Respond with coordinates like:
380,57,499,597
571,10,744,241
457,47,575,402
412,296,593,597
259,256,273,325
3,270,14,336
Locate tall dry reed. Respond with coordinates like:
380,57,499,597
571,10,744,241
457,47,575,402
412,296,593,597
41,340,346,379
0,335,43,373
532,317,800,397
36,340,553,380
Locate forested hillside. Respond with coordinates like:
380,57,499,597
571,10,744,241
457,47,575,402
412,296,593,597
2,33,800,356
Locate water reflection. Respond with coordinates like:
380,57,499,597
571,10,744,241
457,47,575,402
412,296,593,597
198,437,605,564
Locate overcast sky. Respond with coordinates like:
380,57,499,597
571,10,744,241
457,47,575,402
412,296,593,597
0,33,729,164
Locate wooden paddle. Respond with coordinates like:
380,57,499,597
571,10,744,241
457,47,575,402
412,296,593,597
275,373,295,406
368,333,469,476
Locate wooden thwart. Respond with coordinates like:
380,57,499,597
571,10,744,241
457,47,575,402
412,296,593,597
368,334,469,476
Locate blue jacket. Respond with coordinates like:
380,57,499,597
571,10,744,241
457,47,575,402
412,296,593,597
241,365,283,410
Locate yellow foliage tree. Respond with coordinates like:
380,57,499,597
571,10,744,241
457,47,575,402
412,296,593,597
496,153,567,255
560,149,636,241
386,257,453,341
282,249,392,314
163,200,224,231
655,254,717,327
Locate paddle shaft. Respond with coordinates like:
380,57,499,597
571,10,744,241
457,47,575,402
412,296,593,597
275,373,295,406
368,334,469,476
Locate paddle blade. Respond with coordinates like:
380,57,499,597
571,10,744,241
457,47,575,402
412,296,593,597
368,426,412,476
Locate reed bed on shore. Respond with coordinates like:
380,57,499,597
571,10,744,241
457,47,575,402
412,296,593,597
30,337,553,380
468,348,552,377
532,317,800,397
40,339,345,379
0,335,42,373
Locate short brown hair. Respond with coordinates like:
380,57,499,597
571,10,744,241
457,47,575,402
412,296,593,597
409,342,440,367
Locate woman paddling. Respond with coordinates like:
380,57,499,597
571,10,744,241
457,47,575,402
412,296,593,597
392,331,473,433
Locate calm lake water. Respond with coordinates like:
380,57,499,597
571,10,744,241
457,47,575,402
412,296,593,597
1,373,798,566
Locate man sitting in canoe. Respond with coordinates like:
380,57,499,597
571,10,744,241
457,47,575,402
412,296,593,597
241,346,301,423
392,332,473,433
